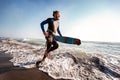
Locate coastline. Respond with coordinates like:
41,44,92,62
0,38,120,80
0,51,67,80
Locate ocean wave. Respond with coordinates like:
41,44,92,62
0,38,120,80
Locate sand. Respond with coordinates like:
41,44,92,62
0,51,67,80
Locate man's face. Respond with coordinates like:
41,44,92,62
54,12,60,20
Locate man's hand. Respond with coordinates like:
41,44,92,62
52,32,56,36
43,32,49,37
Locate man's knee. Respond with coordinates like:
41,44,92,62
54,43,59,49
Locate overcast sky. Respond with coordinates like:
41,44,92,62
0,0,120,42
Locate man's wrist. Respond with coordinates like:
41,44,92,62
52,32,56,35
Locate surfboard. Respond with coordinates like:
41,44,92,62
55,36,81,45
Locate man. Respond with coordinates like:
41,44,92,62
36,10,62,68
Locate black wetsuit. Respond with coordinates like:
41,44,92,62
40,18,62,53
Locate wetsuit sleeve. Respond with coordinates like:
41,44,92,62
41,18,53,33
40,19,48,33
57,27,62,36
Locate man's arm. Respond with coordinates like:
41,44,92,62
41,18,53,34
57,27,62,36
41,19,53,36
40,20,48,33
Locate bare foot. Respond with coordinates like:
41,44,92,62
36,60,41,68
35,60,44,68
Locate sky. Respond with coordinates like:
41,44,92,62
0,0,120,42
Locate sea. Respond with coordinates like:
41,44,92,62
1,37,120,79
22,38,120,79
23,38,120,58
79,41,120,58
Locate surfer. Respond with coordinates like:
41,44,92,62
36,10,62,68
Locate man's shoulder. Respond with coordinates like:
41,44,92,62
47,18,54,22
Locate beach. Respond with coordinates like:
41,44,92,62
0,51,68,80
0,51,54,80
0,38,120,80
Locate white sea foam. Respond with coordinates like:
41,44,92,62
0,38,120,80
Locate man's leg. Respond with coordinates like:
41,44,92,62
41,42,51,61
42,41,59,61
47,41,59,52
36,41,58,68
36,42,51,68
